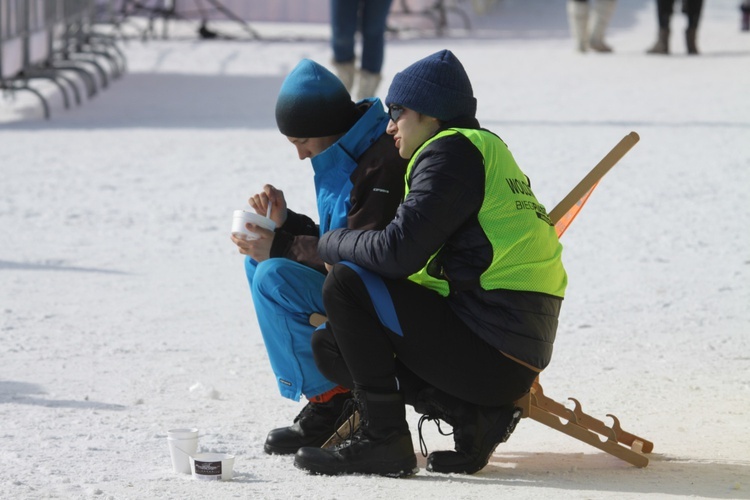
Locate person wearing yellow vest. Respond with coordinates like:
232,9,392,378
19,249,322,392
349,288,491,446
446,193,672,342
294,50,567,478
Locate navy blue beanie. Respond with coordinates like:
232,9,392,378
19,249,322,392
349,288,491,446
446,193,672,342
386,50,476,122
275,59,358,138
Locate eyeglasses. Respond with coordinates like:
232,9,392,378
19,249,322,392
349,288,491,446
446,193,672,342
388,104,405,123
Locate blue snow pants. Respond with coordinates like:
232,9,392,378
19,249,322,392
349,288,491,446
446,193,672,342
244,257,337,401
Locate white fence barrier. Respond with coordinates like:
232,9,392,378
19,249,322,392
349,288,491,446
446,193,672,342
1,0,126,119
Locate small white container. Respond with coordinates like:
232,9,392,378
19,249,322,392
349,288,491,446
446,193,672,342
231,210,276,240
167,428,199,474
190,452,235,481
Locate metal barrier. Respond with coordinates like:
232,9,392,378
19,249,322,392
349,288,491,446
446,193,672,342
391,0,471,36
95,0,471,41
0,0,126,119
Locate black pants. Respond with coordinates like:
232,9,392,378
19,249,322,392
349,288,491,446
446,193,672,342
311,263,537,407
657,0,704,29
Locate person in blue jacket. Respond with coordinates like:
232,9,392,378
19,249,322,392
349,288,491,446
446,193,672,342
293,50,567,478
230,59,407,456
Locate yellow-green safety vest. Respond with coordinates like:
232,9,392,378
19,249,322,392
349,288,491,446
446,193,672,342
405,128,567,298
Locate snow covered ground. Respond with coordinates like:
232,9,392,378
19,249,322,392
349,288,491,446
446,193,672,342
1,0,749,498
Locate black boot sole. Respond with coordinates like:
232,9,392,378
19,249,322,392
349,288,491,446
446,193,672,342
294,450,418,478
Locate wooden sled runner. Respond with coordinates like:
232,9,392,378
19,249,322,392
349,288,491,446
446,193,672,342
519,131,653,467
516,379,653,467
310,132,653,466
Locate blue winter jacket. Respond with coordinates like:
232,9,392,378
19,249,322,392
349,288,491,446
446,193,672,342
313,97,388,234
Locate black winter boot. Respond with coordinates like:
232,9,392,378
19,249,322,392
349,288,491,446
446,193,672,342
415,387,522,475
294,391,418,477
264,392,352,455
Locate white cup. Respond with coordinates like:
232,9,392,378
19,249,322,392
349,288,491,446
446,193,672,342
167,428,199,474
190,452,235,481
231,210,276,240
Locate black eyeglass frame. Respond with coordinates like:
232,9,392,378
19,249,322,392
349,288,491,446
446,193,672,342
388,104,405,122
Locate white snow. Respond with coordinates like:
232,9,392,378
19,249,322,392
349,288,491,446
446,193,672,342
1,1,749,499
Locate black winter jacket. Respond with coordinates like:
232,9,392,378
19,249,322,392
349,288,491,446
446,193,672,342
318,118,562,370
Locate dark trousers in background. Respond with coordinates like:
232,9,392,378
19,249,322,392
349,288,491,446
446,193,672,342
657,0,704,30
330,0,393,74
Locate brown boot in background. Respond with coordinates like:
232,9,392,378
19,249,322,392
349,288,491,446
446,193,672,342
686,27,699,54
647,28,670,54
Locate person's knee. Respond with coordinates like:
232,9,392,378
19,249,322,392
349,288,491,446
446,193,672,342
251,259,295,296
244,256,258,285
321,262,359,305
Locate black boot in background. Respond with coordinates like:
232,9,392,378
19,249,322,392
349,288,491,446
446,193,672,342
264,391,352,455
415,387,522,475
294,390,418,477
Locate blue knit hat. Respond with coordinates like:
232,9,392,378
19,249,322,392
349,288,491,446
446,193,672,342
275,59,358,138
386,50,476,122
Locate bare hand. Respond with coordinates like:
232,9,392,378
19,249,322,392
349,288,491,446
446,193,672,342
248,184,288,228
230,224,275,261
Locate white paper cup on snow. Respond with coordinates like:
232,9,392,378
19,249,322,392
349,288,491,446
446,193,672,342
190,452,235,481
167,428,199,474
231,210,276,240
